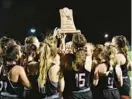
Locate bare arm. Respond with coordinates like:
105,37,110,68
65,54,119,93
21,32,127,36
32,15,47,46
59,34,66,52
115,64,123,87
59,76,65,92
93,63,107,86
0,65,3,75
85,56,92,72
93,67,99,86
18,66,31,88
115,54,124,87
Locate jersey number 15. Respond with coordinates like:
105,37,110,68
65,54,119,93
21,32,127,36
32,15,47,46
75,73,85,88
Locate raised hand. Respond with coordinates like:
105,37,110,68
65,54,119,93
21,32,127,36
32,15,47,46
53,27,60,37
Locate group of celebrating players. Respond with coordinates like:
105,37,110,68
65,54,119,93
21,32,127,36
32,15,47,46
0,28,131,99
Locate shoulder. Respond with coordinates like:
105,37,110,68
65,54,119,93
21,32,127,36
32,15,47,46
116,53,126,65
116,53,125,59
85,56,92,71
96,63,107,74
11,65,25,73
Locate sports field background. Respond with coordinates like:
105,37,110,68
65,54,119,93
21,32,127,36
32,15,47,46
128,49,132,99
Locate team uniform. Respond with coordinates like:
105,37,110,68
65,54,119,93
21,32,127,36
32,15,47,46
39,63,60,99
63,67,92,99
92,62,120,99
118,57,130,98
24,61,41,99
101,63,120,99
0,64,24,99
90,67,99,99
25,74,40,99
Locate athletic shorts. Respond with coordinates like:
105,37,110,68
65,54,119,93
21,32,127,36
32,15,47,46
43,93,59,99
103,88,120,99
119,77,130,96
63,90,92,99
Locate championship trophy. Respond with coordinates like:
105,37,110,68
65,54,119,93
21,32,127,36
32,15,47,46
55,7,81,52
59,7,81,34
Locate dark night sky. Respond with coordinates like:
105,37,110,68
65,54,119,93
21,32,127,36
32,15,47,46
0,0,131,44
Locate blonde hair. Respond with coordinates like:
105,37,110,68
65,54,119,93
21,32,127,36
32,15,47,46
92,44,105,64
25,36,40,49
112,35,129,57
38,36,57,87
72,49,86,71
112,35,130,64
104,46,117,66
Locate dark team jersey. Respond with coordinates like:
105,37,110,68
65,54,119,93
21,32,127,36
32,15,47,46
98,63,117,89
0,75,24,98
103,67,115,89
118,53,129,77
117,54,130,96
0,64,24,98
120,62,128,77
45,63,59,97
63,67,91,93
92,63,120,99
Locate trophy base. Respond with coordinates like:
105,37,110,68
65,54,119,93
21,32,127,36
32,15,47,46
59,29,81,34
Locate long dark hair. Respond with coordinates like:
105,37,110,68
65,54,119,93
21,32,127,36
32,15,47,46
4,45,20,62
2,45,21,76
92,44,105,65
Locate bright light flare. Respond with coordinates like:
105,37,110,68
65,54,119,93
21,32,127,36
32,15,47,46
104,33,109,38
30,28,36,33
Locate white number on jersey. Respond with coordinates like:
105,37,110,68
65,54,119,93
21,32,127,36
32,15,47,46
75,73,85,87
0,81,7,92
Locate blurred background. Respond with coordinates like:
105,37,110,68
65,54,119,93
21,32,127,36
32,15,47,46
0,0,131,45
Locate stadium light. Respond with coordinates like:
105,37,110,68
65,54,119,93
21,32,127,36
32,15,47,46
30,28,36,33
104,33,109,38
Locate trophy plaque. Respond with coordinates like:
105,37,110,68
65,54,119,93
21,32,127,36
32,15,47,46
59,7,81,34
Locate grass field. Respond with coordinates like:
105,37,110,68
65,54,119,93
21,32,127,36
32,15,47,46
128,49,132,99
128,71,132,99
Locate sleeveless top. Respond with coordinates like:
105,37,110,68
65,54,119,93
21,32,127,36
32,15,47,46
63,66,91,94
120,61,128,77
101,63,117,89
118,52,129,77
117,53,130,96
0,64,24,98
45,63,59,97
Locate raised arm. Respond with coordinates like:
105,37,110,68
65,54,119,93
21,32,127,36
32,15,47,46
93,67,99,86
85,56,92,72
